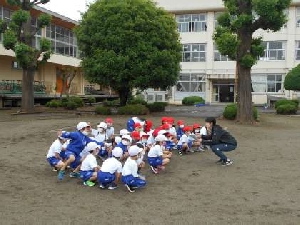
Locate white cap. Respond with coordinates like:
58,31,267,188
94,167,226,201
122,135,132,142
128,145,140,156
86,142,100,152
97,122,107,129
155,134,167,142
158,130,167,135
120,129,130,136
114,136,122,144
112,147,123,158
77,122,88,130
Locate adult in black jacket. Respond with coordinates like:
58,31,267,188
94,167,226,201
201,117,237,166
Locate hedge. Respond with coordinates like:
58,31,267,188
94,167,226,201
223,103,258,120
146,102,168,112
275,99,299,109
182,96,205,105
117,104,148,115
276,104,298,115
95,106,111,115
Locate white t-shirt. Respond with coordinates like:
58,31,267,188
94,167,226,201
178,134,188,145
47,139,63,158
147,135,155,146
80,154,98,171
106,127,114,139
91,128,98,137
200,127,207,135
100,157,122,174
169,127,177,136
148,145,163,158
94,132,106,143
122,157,138,177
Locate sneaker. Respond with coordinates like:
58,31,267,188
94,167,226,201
222,159,233,166
188,148,195,153
125,184,135,193
69,171,80,178
57,170,65,180
150,166,158,174
99,183,106,189
178,151,183,156
83,180,95,187
108,183,118,190
52,167,58,172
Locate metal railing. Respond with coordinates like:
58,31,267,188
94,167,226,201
0,80,46,94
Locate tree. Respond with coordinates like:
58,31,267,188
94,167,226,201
0,0,52,112
75,0,182,106
213,0,291,123
57,66,80,99
284,64,300,92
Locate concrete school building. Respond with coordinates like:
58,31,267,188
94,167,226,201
0,0,108,107
143,0,300,105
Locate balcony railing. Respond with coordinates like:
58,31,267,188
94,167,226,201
0,80,46,94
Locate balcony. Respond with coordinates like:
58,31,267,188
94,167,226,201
0,80,46,95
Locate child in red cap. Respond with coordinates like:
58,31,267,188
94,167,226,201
177,126,193,155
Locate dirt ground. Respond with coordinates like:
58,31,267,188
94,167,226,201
0,108,299,225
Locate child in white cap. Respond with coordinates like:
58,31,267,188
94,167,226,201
79,142,101,186
148,134,171,174
94,122,108,143
122,145,147,193
46,137,66,171
97,147,123,190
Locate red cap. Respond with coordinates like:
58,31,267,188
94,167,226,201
161,124,170,130
183,126,192,132
161,117,168,123
167,117,175,124
152,127,162,137
145,120,153,132
105,118,113,123
134,122,142,128
131,131,141,140
177,120,184,126
193,123,201,129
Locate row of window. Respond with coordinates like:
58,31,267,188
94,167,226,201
182,41,300,62
0,6,79,58
176,73,283,93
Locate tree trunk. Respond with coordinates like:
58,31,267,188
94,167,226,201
119,87,131,106
21,69,35,112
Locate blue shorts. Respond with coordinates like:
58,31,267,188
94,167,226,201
98,149,108,158
80,170,94,181
65,151,81,169
122,175,146,188
47,157,61,167
60,151,67,160
97,171,116,185
148,157,163,167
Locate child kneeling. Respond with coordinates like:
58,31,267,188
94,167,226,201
122,145,146,193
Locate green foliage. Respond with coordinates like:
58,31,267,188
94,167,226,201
251,38,265,58
117,104,148,115
128,96,147,105
3,30,17,50
76,0,182,105
86,96,96,105
95,106,111,115
182,96,205,106
240,54,257,68
37,13,51,28
276,104,298,115
284,65,300,91
40,38,51,52
14,43,35,69
0,19,6,33
103,99,120,107
45,99,61,108
11,10,30,26
275,99,299,109
213,27,238,60
223,103,258,120
65,100,78,110
68,96,84,108
146,102,167,112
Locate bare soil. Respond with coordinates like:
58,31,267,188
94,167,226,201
0,108,299,225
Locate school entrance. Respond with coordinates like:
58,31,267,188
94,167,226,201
212,80,235,103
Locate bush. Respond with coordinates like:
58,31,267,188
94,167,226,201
128,96,147,105
182,96,205,105
103,99,120,107
68,96,84,108
275,99,298,109
147,102,168,112
86,97,96,105
45,99,61,108
65,100,78,110
276,104,298,115
223,103,258,120
95,106,111,115
117,104,148,115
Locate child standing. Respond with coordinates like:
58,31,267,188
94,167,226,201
105,118,115,141
122,145,147,193
97,147,123,190
79,142,101,186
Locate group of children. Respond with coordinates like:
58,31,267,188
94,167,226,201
46,116,237,193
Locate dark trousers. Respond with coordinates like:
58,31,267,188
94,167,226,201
211,144,236,161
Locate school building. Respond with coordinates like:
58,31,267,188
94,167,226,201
143,0,300,105
0,0,112,107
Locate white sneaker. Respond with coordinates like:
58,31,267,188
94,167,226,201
222,159,233,166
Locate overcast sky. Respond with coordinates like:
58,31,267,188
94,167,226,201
41,0,95,21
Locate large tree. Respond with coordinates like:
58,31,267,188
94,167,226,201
213,0,291,123
75,0,182,106
0,0,52,112
284,64,300,92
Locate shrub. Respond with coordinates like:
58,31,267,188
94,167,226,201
117,104,148,115
45,99,61,108
68,96,84,108
95,106,111,115
128,96,147,105
86,97,96,105
182,96,205,105
276,104,297,115
103,99,120,107
65,100,78,110
147,102,168,112
223,103,258,120
291,99,299,108
275,99,298,109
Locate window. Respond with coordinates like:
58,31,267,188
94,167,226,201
296,7,300,27
295,41,300,60
31,17,41,49
251,74,283,93
46,24,78,58
0,6,13,42
176,14,207,32
182,44,206,62
12,61,21,69
214,45,230,61
176,73,206,92
260,41,286,61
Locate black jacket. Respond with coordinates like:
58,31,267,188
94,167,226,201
201,125,237,146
